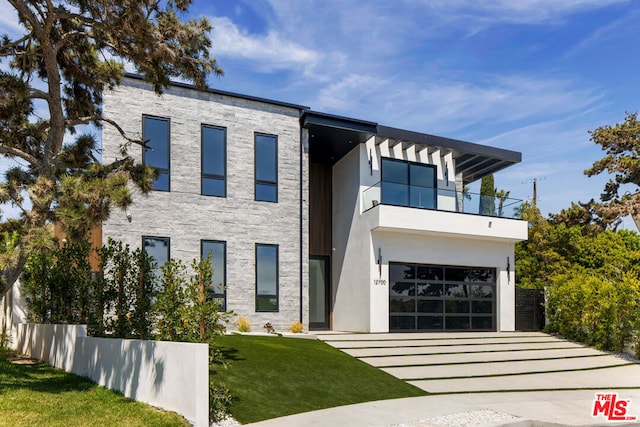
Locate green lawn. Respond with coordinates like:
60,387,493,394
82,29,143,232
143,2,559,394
0,347,188,427
212,334,427,424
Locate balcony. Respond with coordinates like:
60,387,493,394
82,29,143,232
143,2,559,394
362,182,523,219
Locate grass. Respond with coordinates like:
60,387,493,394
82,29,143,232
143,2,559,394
211,334,427,424
0,347,188,427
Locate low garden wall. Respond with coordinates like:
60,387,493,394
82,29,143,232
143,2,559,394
16,323,208,427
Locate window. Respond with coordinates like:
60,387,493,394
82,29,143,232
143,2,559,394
255,134,277,202
201,125,226,197
381,158,436,209
142,236,170,272
202,240,227,311
143,116,170,191
255,244,278,312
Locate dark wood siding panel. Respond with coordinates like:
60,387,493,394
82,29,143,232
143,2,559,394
309,162,332,256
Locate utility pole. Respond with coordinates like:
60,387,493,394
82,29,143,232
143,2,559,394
533,178,537,208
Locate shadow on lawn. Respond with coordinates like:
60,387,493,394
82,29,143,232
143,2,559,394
0,350,95,394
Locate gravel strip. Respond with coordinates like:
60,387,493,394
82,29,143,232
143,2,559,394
392,409,521,427
211,416,241,427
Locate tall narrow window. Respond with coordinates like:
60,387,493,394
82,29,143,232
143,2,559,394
255,134,277,202
202,240,227,311
201,125,226,197
255,244,278,312
142,236,170,273
142,116,170,191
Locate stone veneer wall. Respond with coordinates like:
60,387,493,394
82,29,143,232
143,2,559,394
102,78,309,331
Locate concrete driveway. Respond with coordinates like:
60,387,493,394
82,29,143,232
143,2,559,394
245,332,640,426
319,332,639,394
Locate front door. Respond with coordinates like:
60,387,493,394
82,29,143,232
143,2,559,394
309,256,330,330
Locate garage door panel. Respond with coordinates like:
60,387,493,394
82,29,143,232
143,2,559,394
390,262,496,332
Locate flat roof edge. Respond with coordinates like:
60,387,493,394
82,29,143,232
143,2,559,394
302,110,378,134
122,73,310,111
378,125,522,163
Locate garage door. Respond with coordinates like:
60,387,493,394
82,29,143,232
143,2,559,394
389,263,496,331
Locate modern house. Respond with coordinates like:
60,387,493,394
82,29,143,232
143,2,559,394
98,75,528,333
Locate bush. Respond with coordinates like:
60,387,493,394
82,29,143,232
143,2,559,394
289,321,304,333
209,380,232,424
547,271,640,355
236,316,251,332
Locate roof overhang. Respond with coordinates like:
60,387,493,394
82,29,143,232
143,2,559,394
302,111,377,164
377,126,521,185
301,111,521,184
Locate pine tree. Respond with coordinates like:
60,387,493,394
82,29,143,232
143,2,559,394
0,0,222,297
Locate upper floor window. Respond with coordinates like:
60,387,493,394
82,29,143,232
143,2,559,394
142,115,170,191
381,158,436,209
255,134,277,202
255,244,278,312
201,125,226,197
202,240,227,311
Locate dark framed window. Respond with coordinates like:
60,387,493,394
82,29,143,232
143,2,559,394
142,115,170,191
255,244,278,312
142,236,170,272
381,158,436,209
201,125,226,197
202,240,227,311
255,134,277,202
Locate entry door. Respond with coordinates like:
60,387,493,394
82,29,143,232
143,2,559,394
309,256,330,330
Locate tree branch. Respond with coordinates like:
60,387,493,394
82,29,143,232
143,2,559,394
0,34,31,55
0,144,38,165
101,117,146,146
8,0,43,39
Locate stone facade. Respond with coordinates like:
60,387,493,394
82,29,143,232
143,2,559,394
102,78,309,331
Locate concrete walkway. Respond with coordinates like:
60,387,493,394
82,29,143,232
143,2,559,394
246,332,640,426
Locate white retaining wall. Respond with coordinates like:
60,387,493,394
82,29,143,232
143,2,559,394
16,323,208,427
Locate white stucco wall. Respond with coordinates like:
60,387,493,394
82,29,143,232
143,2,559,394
0,280,27,347
331,141,525,332
332,147,371,332
371,231,516,332
102,78,308,331
16,323,209,427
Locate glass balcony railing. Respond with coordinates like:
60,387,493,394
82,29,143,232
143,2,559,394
362,182,523,219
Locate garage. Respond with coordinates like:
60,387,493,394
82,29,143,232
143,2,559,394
389,263,496,331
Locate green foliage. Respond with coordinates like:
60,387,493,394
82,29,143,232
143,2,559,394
547,272,640,355
518,197,640,354
154,259,188,342
479,174,496,216
99,239,135,338
22,238,157,338
0,0,223,298
584,112,640,226
182,254,231,344
130,248,156,340
209,380,233,424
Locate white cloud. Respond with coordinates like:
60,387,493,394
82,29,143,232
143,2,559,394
419,0,630,25
0,1,23,36
209,16,321,73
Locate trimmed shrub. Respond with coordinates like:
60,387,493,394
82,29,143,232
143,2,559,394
547,271,640,355
289,321,304,333
236,316,251,332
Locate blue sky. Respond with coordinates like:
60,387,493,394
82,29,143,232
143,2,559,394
189,0,639,225
1,0,639,226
